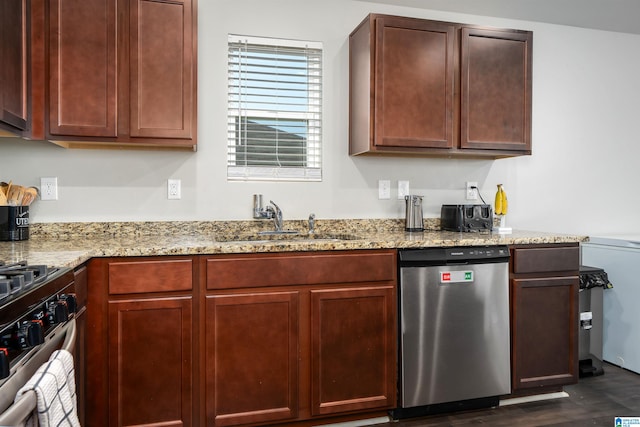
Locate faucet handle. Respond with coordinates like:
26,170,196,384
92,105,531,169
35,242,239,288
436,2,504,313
268,200,283,231
265,205,275,217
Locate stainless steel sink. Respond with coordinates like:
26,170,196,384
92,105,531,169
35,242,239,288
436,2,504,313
257,230,300,235
215,232,361,243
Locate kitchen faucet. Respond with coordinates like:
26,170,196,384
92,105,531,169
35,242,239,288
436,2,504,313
253,194,284,232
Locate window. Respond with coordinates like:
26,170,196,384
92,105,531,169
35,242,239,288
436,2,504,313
227,35,323,181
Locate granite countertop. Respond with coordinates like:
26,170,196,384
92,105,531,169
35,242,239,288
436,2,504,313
0,219,588,269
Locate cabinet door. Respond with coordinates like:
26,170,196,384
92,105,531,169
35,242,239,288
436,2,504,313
206,292,299,426
108,296,193,427
511,277,579,391
461,27,532,152
310,285,396,416
129,0,194,139
49,0,117,137
373,16,455,149
0,0,28,132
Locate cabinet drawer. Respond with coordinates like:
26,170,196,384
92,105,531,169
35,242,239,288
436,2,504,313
108,259,193,294
512,246,579,274
206,251,396,290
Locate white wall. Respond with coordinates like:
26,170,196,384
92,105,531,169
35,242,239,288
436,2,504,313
2,0,639,236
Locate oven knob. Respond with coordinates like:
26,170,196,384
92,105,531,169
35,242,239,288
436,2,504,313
0,348,8,379
45,300,69,324
32,308,46,324
17,320,44,348
0,331,13,348
59,294,77,315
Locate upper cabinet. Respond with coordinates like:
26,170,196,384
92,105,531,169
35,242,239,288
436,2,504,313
0,0,29,136
22,0,197,150
48,0,197,150
349,14,532,158
460,27,532,152
48,0,117,139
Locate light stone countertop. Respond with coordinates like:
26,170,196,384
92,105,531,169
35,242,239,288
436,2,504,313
0,219,588,268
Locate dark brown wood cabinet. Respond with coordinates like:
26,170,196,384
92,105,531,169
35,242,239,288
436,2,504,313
350,16,455,152
203,250,398,426
86,251,397,427
86,256,196,426
206,291,300,426
509,244,580,393
0,0,29,135
349,14,532,158
461,27,532,152
48,0,117,139
109,296,193,426
44,0,197,150
128,0,195,141
310,286,396,417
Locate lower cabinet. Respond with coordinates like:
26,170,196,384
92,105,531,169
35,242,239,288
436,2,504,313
310,286,396,416
204,250,398,426
87,251,397,427
84,245,582,423
109,296,193,426
84,244,587,424
206,291,300,426
509,244,580,393
86,256,196,427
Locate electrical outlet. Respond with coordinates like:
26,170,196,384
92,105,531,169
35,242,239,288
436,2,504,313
40,177,58,201
466,181,478,200
398,180,410,199
168,179,181,200
378,180,391,200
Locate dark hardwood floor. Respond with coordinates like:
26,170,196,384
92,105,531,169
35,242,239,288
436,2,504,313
374,363,640,426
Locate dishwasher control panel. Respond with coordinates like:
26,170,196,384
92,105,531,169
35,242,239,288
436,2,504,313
446,246,509,260
399,245,509,265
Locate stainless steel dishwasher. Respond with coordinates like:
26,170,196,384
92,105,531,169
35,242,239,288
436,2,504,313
392,246,511,419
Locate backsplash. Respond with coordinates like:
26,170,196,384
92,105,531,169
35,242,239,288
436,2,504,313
29,218,446,238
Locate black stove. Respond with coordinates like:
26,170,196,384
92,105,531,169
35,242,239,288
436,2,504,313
1,261,54,303
0,260,75,381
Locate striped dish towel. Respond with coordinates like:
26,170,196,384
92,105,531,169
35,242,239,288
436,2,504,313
15,353,80,427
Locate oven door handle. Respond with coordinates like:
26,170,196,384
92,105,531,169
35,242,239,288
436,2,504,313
61,317,77,353
0,319,77,426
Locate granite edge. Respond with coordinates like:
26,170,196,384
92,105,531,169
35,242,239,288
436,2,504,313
3,219,588,268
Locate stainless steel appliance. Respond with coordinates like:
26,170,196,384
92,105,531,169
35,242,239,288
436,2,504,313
0,260,78,423
404,195,424,232
393,246,511,419
441,204,493,232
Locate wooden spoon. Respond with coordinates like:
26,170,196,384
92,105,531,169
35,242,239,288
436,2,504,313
7,184,25,205
21,187,38,206
0,181,11,198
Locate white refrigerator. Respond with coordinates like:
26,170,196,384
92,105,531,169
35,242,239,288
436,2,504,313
582,235,640,374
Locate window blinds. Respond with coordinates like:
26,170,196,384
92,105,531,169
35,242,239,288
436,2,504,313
227,35,323,181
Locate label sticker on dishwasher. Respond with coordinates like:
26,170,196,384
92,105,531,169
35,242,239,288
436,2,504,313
440,271,473,283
